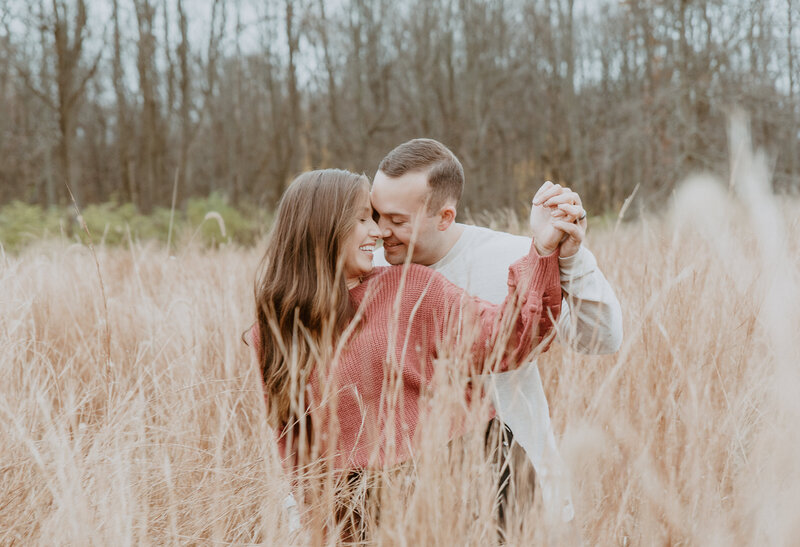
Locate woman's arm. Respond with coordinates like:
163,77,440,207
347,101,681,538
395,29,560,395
431,241,562,374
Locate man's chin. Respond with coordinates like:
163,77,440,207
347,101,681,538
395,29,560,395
384,247,407,265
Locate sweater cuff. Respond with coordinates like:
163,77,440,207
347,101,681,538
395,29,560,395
557,246,594,281
508,243,561,292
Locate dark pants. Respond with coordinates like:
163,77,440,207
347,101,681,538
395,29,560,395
485,417,536,541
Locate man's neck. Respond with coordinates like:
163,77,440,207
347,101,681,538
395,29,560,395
424,223,465,266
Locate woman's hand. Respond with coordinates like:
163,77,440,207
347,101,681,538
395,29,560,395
530,181,586,257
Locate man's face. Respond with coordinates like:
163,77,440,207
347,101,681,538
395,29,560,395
370,170,442,266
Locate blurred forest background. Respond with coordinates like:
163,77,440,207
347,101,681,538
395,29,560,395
0,0,798,220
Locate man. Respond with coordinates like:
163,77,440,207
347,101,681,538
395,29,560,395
371,138,623,525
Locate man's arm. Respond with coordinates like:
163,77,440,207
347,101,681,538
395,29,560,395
556,246,623,354
530,181,623,354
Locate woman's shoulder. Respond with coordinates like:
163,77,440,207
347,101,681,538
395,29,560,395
362,264,455,302
352,264,464,319
367,263,440,284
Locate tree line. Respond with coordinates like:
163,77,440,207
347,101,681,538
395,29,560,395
0,0,797,216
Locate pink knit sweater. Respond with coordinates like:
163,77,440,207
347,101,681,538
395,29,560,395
253,242,561,470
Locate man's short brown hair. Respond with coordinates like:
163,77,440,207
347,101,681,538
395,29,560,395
377,138,464,213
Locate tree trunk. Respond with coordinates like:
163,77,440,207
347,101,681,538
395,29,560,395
51,0,96,205
787,0,796,186
282,0,300,192
134,0,160,210
112,0,135,207
177,0,190,200
562,0,584,195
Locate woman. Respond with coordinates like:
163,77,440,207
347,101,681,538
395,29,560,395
250,169,565,537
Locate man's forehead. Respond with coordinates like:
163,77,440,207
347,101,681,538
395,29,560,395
371,170,430,213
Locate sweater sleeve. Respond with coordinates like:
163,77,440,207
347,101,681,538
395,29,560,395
556,246,623,354
434,241,562,374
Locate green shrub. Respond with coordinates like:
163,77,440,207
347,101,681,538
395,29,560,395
0,201,65,252
80,202,133,246
0,195,269,252
78,202,192,247
186,192,258,246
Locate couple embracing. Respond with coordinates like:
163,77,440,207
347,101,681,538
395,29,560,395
249,138,622,541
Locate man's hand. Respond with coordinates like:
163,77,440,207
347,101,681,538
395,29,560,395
549,200,586,258
530,181,586,257
551,215,585,258
529,181,564,255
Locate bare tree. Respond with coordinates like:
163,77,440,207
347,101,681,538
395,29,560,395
7,0,101,205
133,0,169,210
787,0,796,184
112,0,135,206
176,0,192,197
0,0,798,212
283,0,302,189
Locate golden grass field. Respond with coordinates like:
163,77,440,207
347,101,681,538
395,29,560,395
2,130,799,545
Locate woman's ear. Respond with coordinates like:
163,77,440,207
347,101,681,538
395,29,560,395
437,205,457,231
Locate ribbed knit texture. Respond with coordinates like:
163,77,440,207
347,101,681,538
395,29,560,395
253,241,561,470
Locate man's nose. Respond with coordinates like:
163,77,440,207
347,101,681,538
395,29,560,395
377,218,392,239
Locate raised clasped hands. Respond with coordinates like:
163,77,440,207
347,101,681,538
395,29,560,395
529,181,586,258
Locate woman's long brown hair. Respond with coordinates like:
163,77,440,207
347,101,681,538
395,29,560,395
254,169,370,457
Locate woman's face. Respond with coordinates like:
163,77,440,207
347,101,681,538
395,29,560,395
343,191,381,286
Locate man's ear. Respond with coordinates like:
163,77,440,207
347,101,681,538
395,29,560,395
436,204,457,231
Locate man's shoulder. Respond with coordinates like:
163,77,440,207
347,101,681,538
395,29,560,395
460,224,531,252
436,224,532,302
441,224,532,276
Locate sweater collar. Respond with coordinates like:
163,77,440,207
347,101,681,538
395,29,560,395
348,267,385,302
429,223,473,271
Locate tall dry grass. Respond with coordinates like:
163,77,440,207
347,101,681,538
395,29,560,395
2,121,799,545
